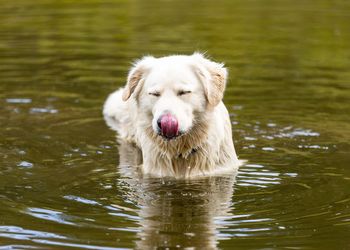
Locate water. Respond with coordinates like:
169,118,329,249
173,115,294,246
1,0,350,249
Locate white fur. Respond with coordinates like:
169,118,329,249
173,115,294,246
103,53,242,178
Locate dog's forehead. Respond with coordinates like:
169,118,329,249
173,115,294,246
145,57,198,87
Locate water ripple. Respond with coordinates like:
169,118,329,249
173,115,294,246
5,98,32,104
63,195,101,206
0,226,65,241
26,208,75,226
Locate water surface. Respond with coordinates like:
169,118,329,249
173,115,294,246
1,0,350,249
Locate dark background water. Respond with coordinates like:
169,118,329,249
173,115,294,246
0,0,350,249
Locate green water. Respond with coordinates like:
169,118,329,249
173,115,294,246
1,0,350,249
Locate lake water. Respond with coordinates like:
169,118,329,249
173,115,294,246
0,0,350,249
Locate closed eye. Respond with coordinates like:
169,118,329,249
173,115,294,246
177,90,191,96
149,92,161,97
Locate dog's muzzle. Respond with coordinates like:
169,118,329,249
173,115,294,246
157,113,179,140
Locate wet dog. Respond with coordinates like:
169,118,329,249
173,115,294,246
103,53,241,178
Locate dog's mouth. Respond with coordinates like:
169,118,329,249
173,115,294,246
157,130,184,140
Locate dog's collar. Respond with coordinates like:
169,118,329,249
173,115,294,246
177,148,198,158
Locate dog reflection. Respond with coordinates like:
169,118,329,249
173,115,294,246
117,141,238,249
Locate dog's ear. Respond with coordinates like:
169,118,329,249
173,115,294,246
122,56,155,101
192,53,228,107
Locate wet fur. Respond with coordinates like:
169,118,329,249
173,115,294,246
103,53,241,178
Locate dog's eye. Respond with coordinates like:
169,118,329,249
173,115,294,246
149,92,160,97
178,90,191,96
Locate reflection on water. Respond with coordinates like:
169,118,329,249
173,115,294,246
117,142,237,249
134,176,236,249
1,0,350,249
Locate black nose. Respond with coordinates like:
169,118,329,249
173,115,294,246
157,117,162,130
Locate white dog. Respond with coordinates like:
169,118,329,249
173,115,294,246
103,53,241,178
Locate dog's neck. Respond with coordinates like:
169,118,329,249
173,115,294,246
177,148,198,159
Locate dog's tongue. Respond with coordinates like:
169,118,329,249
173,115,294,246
160,114,178,138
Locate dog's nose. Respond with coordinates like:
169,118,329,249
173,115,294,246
158,113,179,139
157,117,162,130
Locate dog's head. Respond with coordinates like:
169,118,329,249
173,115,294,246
122,53,228,140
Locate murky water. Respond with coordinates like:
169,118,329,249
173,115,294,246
1,0,350,249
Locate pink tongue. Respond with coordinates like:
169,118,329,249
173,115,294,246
160,114,179,138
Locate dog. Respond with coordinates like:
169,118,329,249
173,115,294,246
103,53,242,178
